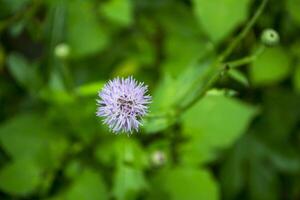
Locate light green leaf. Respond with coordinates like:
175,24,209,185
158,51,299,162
144,59,215,134
143,74,178,133
75,81,104,97
293,63,300,93
193,0,250,42
0,114,68,169
65,169,108,200
0,159,42,196
250,48,291,86
286,0,300,25
228,69,249,87
153,168,219,200
181,94,258,165
100,0,133,26
158,3,209,76
67,0,108,58
113,165,148,200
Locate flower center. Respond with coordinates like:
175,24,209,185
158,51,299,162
117,97,134,114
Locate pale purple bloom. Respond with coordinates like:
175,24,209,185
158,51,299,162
96,76,151,134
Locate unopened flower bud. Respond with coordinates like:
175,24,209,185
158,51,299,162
55,43,70,59
261,29,280,47
151,150,166,167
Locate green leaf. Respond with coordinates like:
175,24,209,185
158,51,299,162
286,0,300,25
65,169,108,200
181,94,258,165
143,75,178,134
75,81,104,97
228,69,249,87
67,0,108,58
100,0,133,26
144,59,215,134
0,0,30,16
220,135,281,200
0,159,42,196
7,53,41,90
250,48,291,86
159,3,209,77
113,165,148,200
219,139,246,200
0,114,68,169
259,88,300,142
249,162,279,200
293,63,300,93
115,138,148,168
152,168,219,200
192,0,250,42
143,116,175,134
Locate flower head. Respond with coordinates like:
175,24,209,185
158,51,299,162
96,76,151,134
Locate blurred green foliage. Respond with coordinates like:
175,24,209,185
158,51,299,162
0,0,300,200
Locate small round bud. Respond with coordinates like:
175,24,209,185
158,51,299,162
55,43,70,59
151,150,166,167
260,29,280,47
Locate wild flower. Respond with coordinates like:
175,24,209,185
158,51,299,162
96,76,151,134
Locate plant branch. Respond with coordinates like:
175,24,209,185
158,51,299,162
218,0,268,62
225,44,266,68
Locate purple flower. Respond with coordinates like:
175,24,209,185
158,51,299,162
96,76,151,134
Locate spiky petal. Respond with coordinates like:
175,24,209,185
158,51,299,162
96,76,151,133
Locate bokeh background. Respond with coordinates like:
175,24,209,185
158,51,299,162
0,0,300,199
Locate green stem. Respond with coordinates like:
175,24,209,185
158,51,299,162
177,67,221,113
177,0,268,115
147,0,268,120
218,0,268,62
225,45,266,68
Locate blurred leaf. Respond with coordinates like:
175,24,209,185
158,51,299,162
0,0,30,16
220,135,281,200
0,159,42,196
250,48,291,86
65,169,108,200
95,137,148,168
162,34,207,77
75,81,104,97
152,167,219,200
144,59,216,134
293,62,300,92
67,0,108,58
100,0,133,26
181,94,258,165
94,141,116,166
7,53,41,91
143,116,175,134
0,46,5,70
113,165,148,200
148,74,177,113
143,74,177,133
259,88,300,142
159,3,209,76
115,138,148,168
220,138,246,200
228,69,249,87
0,114,68,169
286,0,300,25
112,59,139,77
192,0,250,42
249,151,280,200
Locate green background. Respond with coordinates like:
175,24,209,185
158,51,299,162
0,0,299,200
